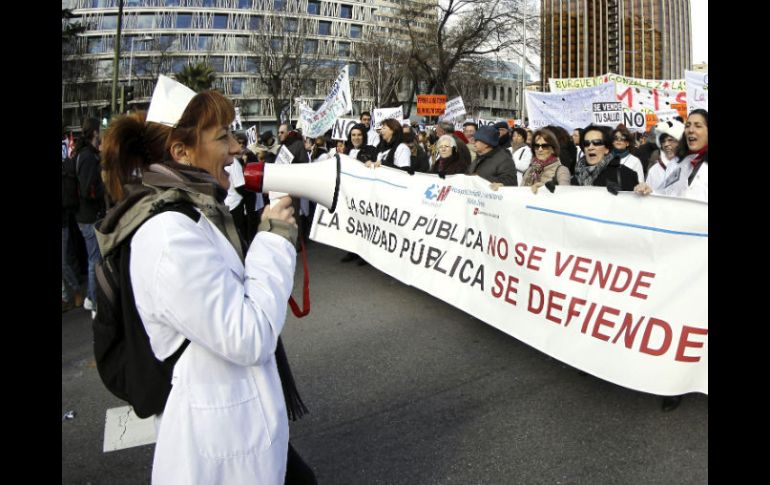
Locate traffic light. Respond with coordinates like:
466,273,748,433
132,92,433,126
125,85,134,103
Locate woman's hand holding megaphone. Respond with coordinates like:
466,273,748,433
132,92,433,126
262,195,296,227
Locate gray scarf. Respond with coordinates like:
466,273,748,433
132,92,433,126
575,153,614,186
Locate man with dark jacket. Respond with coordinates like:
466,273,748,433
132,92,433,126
466,125,518,186
494,121,512,150
74,117,105,316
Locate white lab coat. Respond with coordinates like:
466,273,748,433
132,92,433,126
655,153,708,203
130,209,297,485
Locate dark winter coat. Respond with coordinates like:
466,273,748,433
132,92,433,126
571,156,638,191
75,144,106,224
466,146,518,186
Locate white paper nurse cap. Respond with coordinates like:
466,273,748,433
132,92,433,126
146,75,197,127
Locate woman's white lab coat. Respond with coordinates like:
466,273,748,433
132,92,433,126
129,208,297,484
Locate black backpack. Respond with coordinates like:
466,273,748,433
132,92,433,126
62,155,79,210
93,201,197,418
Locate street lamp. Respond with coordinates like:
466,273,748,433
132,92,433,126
128,35,153,86
110,0,125,116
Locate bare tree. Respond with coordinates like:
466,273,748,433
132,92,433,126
248,16,325,127
352,36,412,110
62,9,96,126
397,0,539,101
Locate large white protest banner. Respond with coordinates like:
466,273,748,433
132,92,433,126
311,157,708,396
439,96,467,121
550,73,688,127
526,83,617,131
685,70,708,112
373,106,403,129
299,65,353,138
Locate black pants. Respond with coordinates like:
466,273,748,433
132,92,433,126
285,442,316,485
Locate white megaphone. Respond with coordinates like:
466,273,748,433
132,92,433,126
243,154,341,213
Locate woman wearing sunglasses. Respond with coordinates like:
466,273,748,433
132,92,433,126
517,128,570,193
572,125,638,192
611,124,645,184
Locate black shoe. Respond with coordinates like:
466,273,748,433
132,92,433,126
661,395,682,412
340,252,358,263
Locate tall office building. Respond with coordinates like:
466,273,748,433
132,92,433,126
540,0,691,88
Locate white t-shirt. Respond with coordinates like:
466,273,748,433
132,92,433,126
376,143,411,168
510,145,533,186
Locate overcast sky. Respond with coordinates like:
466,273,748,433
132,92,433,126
691,0,708,64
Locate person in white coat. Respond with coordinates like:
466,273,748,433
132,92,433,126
635,109,708,203
611,124,644,184
633,109,708,412
509,127,532,185
100,86,316,484
645,119,684,192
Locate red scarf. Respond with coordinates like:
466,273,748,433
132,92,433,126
689,145,708,167
526,155,558,186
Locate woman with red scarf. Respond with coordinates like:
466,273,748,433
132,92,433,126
635,109,708,203
519,128,571,192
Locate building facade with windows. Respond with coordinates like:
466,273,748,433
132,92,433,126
540,0,691,89
62,0,534,131
62,0,379,131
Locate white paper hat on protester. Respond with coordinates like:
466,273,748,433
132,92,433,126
146,75,197,127
653,119,684,148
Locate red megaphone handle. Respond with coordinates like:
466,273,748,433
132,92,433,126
288,239,310,318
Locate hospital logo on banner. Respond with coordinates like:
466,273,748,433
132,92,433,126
423,184,452,206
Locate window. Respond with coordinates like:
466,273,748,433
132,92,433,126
87,37,104,54
238,0,251,8
348,63,358,77
245,57,259,72
230,78,244,95
271,37,283,50
136,14,155,29
304,39,318,54
274,0,285,10
241,100,261,116
249,15,261,30
102,15,117,30
319,21,331,35
338,42,350,56
340,4,352,19
308,0,320,14
210,57,224,72
285,19,298,32
177,13,192,28
172,58,187,73
197,35,212,49
213,14,228,29
350,24,362,38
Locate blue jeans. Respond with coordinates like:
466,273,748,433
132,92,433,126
78,223,102,305
61,227,80,301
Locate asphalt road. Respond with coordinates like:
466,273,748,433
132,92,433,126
62,241,707,484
